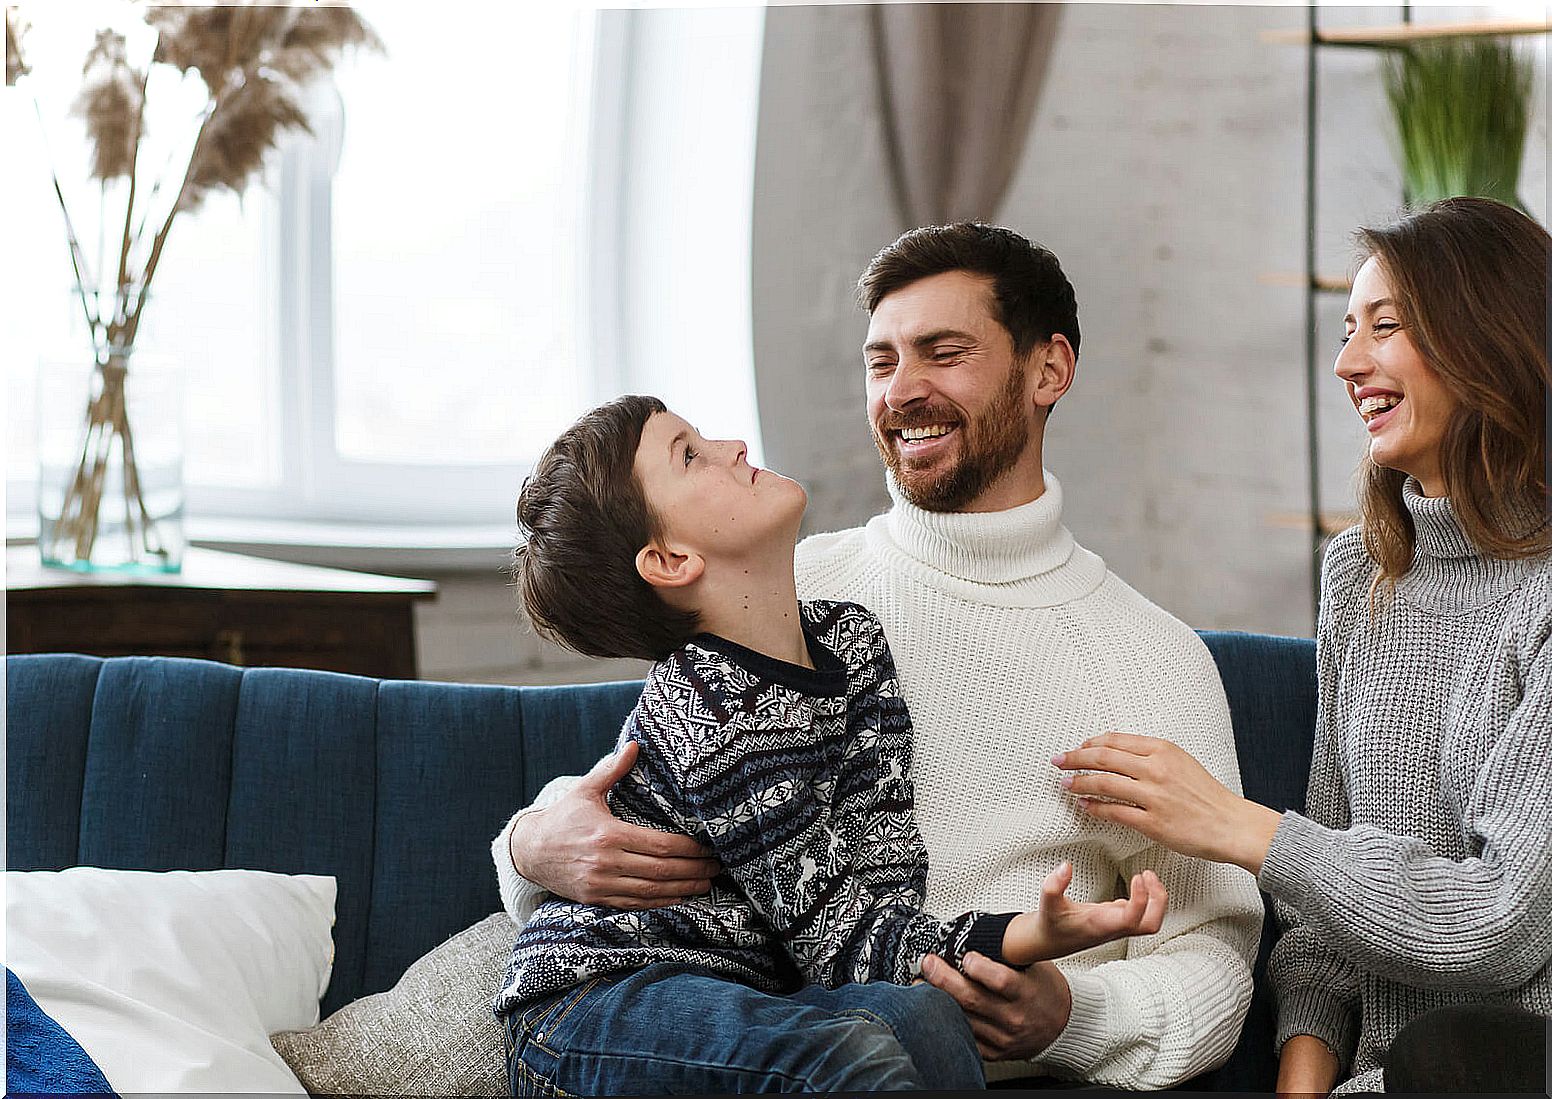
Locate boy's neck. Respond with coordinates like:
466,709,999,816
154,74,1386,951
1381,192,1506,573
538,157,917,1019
690,554,811,669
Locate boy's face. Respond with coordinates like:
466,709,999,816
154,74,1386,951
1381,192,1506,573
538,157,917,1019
632,410,806,568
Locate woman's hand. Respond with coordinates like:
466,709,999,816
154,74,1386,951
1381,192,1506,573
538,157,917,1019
1051,732,1284,874
1001,861,1168,966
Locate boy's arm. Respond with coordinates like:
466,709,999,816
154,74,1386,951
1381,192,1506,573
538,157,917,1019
642,714,1018,986
625,631,1018,986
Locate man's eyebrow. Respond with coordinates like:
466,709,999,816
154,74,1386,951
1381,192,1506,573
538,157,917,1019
668,429,688,463
863,328,978,354
1344,297,1397,324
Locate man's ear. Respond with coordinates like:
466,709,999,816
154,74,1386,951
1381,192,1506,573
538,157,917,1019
1031,334,1077,412
636,541,705,590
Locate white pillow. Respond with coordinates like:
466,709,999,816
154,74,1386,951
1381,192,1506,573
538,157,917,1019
6,867,337,1094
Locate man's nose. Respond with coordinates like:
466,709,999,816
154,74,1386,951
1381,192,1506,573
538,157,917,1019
884,360,930,412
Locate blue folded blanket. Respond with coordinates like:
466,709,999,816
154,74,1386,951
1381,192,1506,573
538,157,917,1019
7,968,117,1097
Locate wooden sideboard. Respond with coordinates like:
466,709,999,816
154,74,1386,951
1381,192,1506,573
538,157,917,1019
6,546,437,679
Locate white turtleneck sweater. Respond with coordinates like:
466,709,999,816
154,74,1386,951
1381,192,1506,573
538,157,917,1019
492,471,1263,1089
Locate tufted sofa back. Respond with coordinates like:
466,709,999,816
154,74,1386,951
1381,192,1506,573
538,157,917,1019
7,631,1314,1085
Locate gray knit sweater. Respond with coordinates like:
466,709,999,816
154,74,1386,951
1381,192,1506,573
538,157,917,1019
1261,479,1552,1094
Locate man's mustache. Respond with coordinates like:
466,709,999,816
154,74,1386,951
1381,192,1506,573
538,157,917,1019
873,406,965,433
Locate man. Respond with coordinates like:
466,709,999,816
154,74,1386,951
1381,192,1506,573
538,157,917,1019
494,223,1262,1088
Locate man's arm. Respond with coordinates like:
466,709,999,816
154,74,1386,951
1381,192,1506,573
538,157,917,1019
491,740,720,925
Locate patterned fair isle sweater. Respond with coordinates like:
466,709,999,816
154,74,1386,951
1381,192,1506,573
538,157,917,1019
1262,480,1552,1095
492,599,1019,1015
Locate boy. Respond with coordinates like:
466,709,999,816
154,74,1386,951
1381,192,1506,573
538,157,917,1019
495,395,1167,1094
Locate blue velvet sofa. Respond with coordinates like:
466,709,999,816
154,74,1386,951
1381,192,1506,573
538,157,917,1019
7,631,1315,1092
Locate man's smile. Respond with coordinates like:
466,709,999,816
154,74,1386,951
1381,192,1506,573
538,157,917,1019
887,422,961,461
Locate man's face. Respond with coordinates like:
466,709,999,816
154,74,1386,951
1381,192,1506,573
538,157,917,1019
863,271,1039,512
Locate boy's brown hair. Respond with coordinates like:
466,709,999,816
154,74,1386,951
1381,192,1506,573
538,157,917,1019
512,395,699,661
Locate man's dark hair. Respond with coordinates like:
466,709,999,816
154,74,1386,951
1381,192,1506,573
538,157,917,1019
856,222,1080,360
512,394,698,662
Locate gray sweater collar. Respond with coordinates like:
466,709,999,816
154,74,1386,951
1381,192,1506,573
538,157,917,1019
1401,478,1543,612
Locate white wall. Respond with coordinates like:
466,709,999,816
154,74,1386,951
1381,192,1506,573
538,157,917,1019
750,1,1548,640
417,1,1549,685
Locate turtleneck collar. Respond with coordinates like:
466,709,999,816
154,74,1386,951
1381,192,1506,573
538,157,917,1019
1400,477,1545,614
864,470,1108,607
1403,478,1477,561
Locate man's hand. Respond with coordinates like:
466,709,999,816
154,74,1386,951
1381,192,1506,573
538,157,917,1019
1002,862,1167,965
509,740,721,908
1052,732,1284,874
921,951,1073,1061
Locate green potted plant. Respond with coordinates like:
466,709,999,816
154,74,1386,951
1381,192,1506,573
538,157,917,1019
1382,37,1533,210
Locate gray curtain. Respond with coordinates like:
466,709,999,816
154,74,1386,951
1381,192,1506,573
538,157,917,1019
869,3,1063,226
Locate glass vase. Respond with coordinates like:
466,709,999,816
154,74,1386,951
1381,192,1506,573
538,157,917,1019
36,348,186,574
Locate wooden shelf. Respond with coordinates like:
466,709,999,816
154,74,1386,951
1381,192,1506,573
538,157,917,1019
1265,510,1361,537
1262,18,1550,47
1258,272,1353,294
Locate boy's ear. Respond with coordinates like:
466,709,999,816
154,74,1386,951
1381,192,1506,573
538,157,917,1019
636,541,705,590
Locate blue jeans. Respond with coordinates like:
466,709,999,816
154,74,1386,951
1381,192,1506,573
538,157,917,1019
503,963,986,1094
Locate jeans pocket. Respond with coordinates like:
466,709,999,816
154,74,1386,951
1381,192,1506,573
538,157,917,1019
511,1053,564,1098
518,976,607,1054
509,977,615,1098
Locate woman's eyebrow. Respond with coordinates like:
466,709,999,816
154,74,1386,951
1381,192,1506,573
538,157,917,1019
1344,297,1398,324
668,429,688,463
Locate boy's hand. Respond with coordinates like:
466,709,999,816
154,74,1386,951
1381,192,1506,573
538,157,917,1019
1001,862,1167,965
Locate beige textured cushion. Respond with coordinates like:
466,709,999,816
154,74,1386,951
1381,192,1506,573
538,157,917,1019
271,912,514,1097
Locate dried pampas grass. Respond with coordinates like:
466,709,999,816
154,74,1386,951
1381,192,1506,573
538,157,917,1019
180,70,310,212
17,2,380,567
72,29,145,182
6,8,28,86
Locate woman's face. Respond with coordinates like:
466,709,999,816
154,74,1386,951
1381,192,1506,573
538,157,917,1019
1334,256,1459,497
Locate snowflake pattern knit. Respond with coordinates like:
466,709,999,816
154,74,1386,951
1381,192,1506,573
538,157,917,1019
492,600,1017,1016
1262,480,1552,1095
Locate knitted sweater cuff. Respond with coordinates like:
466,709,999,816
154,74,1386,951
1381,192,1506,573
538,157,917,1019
1029,970,1110,1072
1257,810,1332,910
1274,984,1357,1075
960,912,1025,969
490,774,580,925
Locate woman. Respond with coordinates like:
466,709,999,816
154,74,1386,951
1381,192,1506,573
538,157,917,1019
1052,196,1550,1095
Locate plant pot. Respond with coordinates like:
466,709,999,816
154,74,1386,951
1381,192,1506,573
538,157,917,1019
36,349,185,573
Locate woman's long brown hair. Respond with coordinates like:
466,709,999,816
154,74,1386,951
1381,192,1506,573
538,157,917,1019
1351,197,1550,595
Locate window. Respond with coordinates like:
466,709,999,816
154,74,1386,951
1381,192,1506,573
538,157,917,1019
6,3,765,537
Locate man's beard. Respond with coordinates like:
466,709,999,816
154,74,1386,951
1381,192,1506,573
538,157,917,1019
872,362,1031,512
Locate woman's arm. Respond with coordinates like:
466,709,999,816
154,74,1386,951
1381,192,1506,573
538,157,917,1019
1055,646,1552,991
1052,731,1283,873
1276,1035,1340,1096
